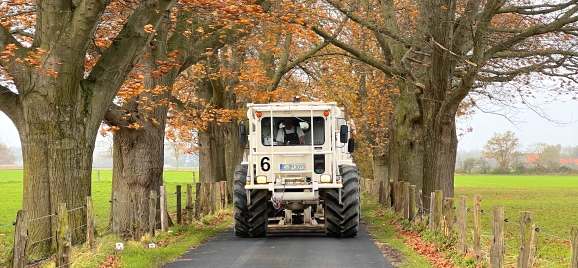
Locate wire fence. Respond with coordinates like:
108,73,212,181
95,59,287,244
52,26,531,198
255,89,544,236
361,178,578,268
0,181,228,268
475,204,573,267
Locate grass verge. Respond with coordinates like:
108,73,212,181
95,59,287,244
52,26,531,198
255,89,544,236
22,209,232,268
361,192,432,268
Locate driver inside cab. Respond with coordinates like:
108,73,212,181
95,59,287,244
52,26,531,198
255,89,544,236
276,118,305,145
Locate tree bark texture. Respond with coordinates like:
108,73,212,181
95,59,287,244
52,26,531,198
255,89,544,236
421,0,457,199
111,123,165,236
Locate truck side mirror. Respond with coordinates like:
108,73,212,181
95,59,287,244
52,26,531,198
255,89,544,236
339,125,348,143
348,138,355,153
238,124,246,144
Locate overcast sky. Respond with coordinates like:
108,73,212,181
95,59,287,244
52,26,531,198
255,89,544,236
1,97,577,152
459,94,578,151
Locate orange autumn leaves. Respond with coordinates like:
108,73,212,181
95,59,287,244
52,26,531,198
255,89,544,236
0,44,57,79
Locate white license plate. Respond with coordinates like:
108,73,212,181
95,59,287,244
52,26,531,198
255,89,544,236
280,163,306,171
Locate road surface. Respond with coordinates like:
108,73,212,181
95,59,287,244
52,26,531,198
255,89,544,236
162,224,394,268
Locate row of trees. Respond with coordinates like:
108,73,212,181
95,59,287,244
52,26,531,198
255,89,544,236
458,131,578,174
2,0,578,260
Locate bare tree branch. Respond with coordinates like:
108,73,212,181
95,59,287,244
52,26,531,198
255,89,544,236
324,0,411,47
485,5,578,57
497,0,578,15
311,25,404,77
0,85,22,125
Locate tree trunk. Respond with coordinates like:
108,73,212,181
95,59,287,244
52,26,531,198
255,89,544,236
198,120,227,183
394,82,424,190
224,121,245,193
106,25,174,235
372,151,388,182
388,121,399,183
111,119,165,236
197,52,243,184
421,0,456,200
437,114,457,198
20,100,95,257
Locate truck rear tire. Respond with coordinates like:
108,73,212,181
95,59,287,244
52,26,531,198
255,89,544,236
248,189,268,237
324,164,360,237
233,165,250,237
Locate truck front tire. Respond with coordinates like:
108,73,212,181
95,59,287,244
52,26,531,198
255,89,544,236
324,165,360,237
233,165,250,237
248,189,268,237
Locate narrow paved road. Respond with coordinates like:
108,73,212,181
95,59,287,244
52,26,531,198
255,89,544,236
162,224,393,268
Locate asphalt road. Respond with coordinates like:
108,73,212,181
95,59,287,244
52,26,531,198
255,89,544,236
162,224,394,268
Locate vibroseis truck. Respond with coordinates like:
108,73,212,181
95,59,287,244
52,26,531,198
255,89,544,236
234,101,360,237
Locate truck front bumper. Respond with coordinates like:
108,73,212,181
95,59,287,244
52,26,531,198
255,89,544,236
245,182,342,201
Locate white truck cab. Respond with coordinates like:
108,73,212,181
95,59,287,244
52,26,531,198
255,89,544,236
233,101,360,237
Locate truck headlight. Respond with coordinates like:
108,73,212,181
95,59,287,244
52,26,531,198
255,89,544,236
320,174,332,183
256,175,267,184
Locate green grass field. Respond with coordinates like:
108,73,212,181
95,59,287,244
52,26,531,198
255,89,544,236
0,169,199,265
455,174,578,267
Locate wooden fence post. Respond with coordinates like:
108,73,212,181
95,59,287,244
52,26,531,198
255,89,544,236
432,190,442,232
204,183,212,215
457,196,467,253
473,194,482,263
400,183,406,218
12,210,28,268
377,181,384,204
176,185,182,224
112,191,119,234
131,192,141,239
365,179,371,193
195,182,202,219
490,205,505,268
56,203,71,267
160,186,168,232
418,189,423,219
97,170,101,182
517,211,535,268
221,181,227,208
396,182,403,213
403,182,410,220
389,181,397,212
429,192,435,230
149,190,157,236
398,182,404,214
408,185,416,222
86,197,95,251
213,182,221,211
389,181,395,208
571,226,578,268
443,197,454,238
186,184,193,224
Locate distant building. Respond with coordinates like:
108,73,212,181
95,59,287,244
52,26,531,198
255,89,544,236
523,153,578,166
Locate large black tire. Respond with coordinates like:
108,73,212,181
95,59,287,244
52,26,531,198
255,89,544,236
233,165,250,237
324,164,360,237
248,189,268,237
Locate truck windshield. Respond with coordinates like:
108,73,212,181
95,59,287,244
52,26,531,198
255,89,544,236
261,117,325,146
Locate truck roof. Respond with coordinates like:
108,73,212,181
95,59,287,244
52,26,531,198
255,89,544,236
247,102,339,111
